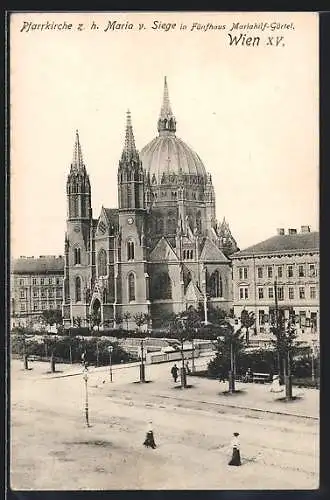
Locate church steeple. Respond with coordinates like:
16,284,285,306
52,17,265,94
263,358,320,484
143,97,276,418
118,111,144,210
66,130,91,221
157,76,176,135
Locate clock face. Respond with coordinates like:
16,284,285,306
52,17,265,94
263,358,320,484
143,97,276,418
74,225,80,233
127,217,134,225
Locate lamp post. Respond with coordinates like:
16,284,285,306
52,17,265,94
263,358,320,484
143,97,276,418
191,336,196,374
140,339,146,383
108,345,113,382
83,367,90,427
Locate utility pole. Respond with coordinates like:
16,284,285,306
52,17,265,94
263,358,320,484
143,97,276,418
191,337,195,374
83,367,90,427
108,345,113,382
140,339,146,383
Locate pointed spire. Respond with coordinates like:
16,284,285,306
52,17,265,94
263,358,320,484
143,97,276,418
158,77,176,134
71,130,85,172
121,110,139,162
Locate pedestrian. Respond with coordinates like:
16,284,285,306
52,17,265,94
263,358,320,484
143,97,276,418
81,350,88,369
171,363,179,383
228,432,241,466
270,374,284,393
143,421,157,449
185,360,191,375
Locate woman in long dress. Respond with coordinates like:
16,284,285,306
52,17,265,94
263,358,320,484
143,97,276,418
270,374,284,393
143,421,157,449
228,432,241,466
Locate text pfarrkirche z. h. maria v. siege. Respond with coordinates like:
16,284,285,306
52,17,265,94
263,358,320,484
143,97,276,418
19,19,295,33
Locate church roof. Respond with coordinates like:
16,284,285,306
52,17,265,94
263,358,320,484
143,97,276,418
150,237,179,261
104,208,119,226
200,238,229,263
232,231,319,258
185,280,204,301
12,256,64,275
140,78,207,184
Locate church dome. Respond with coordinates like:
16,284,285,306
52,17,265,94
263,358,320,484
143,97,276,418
140,77,207,184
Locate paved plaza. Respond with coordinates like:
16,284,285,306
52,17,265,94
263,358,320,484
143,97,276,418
10,357,319,490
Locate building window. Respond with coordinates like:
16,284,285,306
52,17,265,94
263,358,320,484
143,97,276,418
40,278,44,285
267,266,273,279
33,289,38,298
32,278,37,285
48,289,54,298
167,211,176,234
19,279,24,286
209,271,223,298
277,266,283,278
75,276,82,302
277,286,284,301
41,290,46,299
74,247,81,265
20,289,25,299
127,241,135,261
56,277,60,285
311,312,317,331
310,286,316,299
289,287,294,300
33,303,38,311
287,265,293,278
268,287,274,299
258,287,264,299
309,264,317,277
56,302,61,309
127,184,132,207
98,248,108,275
156,217,164,233
257,267,263,279
196,211,202,233
299,286,305,299
56,288,63,299
239,267,248,280
298,265,305,278
128,273,135,302
20,304,26,312
48,277,53,285
49,302,54,309
239,287,248,299
299,311,306,328
41,303,46,310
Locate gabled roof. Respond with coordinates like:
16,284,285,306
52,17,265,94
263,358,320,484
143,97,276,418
150,237,179,261
12,256,64,275
200,237,229,263
231,231,319,258
185,280,204,301
103,208,119,227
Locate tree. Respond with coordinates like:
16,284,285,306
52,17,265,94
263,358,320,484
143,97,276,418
40,309,63,329
73,316,82,329
240,310,255,345
214,319,245,393
133,312,151,332
271,307,297,400
122,311,131,331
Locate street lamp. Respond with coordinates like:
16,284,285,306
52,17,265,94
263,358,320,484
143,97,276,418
108,345,113,382
140,339,146,383
191,336,196,374
83,367,90,427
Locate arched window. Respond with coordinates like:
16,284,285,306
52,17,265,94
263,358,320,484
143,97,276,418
128,273,135,302
209,270,223,298
127,184,132,207
167,211,176,234
127,241,135,261
152,273,172,300
156,217,164,233
75,276,82,302
196,211,202,233
73,195,79,217
74,247,81,265
98,248,107,277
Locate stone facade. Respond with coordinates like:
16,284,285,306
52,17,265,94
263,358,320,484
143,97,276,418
62,78,238,329
231,228,319,340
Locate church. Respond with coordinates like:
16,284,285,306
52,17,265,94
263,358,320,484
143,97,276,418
62,78,238,329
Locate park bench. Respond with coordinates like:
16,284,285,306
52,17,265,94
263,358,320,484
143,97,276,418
252,372,272,384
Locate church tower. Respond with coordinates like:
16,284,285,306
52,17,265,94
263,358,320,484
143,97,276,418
63,131,92,326
116,112,150,325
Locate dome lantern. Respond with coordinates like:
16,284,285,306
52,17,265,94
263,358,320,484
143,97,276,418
157,76,176,135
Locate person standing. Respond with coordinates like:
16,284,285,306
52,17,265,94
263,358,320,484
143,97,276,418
228,432,241,466
143,421,157,449
171,363,179,382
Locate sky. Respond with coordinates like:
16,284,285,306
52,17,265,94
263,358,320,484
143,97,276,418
10,12,319,258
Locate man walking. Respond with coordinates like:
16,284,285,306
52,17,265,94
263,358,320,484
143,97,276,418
171,363,179,383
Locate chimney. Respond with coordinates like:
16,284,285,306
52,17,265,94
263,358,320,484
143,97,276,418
301,225,311,233
288,228,297,235
277,228,285,235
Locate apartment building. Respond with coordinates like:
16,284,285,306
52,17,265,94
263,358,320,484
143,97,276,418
231,227,319,339
11,255,64,328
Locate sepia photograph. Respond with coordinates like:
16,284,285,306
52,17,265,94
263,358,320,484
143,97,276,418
10,11,319,490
